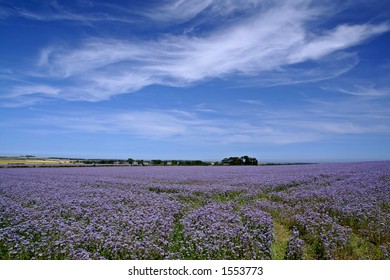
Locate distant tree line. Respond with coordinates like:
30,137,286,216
219,156,258,166
128,159,210,166
79,156,259,166
131,156,259,166
81,159,128,165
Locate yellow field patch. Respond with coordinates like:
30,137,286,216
0,158,73,165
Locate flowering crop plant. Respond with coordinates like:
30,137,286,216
0,161,389,260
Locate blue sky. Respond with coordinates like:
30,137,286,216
1,0,390,162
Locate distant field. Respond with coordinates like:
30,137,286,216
0,162,389,260
0,157,73,165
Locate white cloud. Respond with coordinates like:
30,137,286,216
3,0,390,104
288,23,390,63
14,1,135,24
146,0,214,22
233,52,360,88
18,102,390,146
10,85,60,97
238,99,264,105
143,0,272,23
30,109,320,144
292,120,390,134
337,85,390,97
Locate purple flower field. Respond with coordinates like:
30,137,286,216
1,161,389,260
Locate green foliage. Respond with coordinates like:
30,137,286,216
271,223,291,260
221,155,259,165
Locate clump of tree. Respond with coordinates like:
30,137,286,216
127,158,211,166
82,159,128,165
151,159,209,166
220,155,258,166
151,159,163,165
177,160,209,166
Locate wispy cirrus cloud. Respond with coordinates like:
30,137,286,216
336,85,390,97
4,0,135,24
1,0,389,105
4,108,320,144
6,96,389,146
238,99,264,105
143,0,269,23
287,23,390,63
